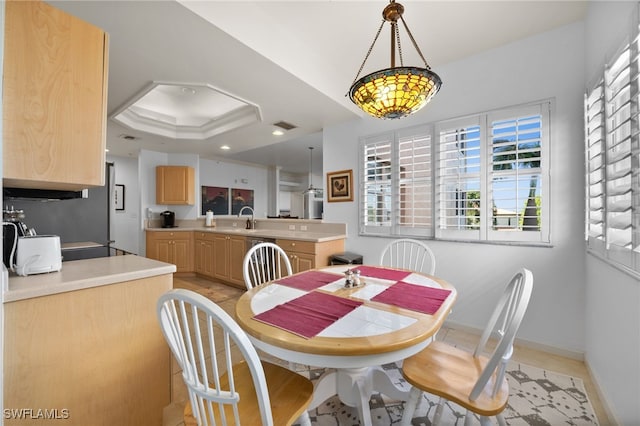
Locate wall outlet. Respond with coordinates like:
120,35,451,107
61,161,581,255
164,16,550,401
288,225,296,230
232,222,237,227
300,225,308,231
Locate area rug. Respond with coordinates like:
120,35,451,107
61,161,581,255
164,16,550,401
291,361,599,426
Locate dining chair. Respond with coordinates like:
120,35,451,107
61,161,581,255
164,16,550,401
400,267,533,426
380,238,436,275
157,289,313,426
243,242,293,290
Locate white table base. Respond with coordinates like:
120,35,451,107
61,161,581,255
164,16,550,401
249,336,433,426
310,366,411,426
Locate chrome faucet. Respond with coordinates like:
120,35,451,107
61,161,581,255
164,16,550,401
238,206,256,229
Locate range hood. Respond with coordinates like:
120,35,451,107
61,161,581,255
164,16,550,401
3,187,88,201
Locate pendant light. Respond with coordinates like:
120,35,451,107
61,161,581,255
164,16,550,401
348,0,442,119
303,147,318,195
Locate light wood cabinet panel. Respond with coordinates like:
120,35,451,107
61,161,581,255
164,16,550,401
276,238,345,274
212,233,246,288
229,236,247,286
156,166,195,205
3,0,109,190
146,231,193,273
195,232,215,278
4,274,172,426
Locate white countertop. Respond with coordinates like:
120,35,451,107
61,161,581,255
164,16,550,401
4,255,176,303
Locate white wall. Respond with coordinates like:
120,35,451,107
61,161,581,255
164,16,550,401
324,22,587,355
108,155,140,254
584,2,640,424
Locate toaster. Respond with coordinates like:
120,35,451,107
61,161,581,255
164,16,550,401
14,235,62,276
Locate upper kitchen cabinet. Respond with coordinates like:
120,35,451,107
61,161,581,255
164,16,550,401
3,0,109,190
156,166,195,205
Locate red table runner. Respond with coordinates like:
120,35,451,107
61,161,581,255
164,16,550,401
371,281,451,315
355,265,412,281
253,292,363,338
274,270,341,291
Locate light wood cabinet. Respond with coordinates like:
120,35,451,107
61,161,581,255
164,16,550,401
276,238,345,274
3,0,109,190
156,166,195,205
194,232,215,278
146,231,194,273
4,274,172,426
213,233,246,288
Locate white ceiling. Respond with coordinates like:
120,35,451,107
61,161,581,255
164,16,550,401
49,0,587,174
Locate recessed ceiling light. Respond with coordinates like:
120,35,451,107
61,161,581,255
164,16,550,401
220,145,230,150
272,130,284,136
181,87,196,95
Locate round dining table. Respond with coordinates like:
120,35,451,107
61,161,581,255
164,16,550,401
234,265,457,426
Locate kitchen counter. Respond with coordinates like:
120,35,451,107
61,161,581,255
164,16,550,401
4,254,176,303
146,226,346,242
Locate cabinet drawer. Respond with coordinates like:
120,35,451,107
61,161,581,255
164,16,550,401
276,239,316,254
194,232,216,241
150,231,192,241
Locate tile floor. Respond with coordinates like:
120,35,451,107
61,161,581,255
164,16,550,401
169,275,610,425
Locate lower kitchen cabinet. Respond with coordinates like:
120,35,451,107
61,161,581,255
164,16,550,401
212,233,246,288
194,232,215,278
4,274,172,425
146,231,193,273
276,238,345,274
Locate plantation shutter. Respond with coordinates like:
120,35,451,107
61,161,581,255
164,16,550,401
487,103,549,243
585,80,606,253
396,126,433,236
604,42,633,266
361,133,393,235
436,116,482,240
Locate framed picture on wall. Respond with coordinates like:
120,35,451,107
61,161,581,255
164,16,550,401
327,169,353,202
114,184,125,211
231,188,254,215
201,186,229,215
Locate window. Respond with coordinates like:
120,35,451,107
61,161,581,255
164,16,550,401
361,125,433,237
585,31,640,273
359,102,551,244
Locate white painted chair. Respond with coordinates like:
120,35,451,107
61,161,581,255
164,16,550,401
243,242,293,290
157,289,313,426
400,268,534,426
380,238,436,275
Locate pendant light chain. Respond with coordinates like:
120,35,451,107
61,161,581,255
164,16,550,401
349,19,386,89
399,15,430,69
395,22,404,67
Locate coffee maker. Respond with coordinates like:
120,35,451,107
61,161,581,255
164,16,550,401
3,206,34,268
160,210,176,228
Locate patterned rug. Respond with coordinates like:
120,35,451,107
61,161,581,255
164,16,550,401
290,361,599,426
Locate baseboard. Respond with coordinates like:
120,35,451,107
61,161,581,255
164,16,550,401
584,359,620,426
443,320,585,361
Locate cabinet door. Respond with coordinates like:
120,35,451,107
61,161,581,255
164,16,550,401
3,1,108,190
228,236,246,286
213,234,230,280
173,238,193,273
195,238,214,278
295,252,316,273
156,166,195,205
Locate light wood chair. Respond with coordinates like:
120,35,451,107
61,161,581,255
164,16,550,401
157,289,313,426
380,238,436,275
400,268,534,426
243,242,293,290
